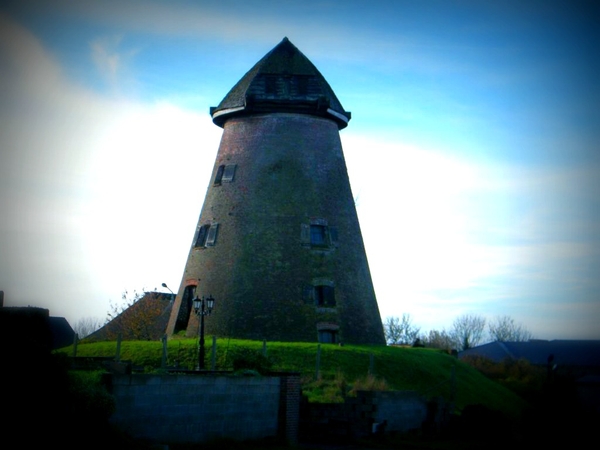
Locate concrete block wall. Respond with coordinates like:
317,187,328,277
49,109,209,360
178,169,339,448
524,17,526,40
301,390,432,441
367,390,429,433
106,373,295,445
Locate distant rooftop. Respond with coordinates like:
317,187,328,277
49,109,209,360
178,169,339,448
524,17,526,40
459,339,600,368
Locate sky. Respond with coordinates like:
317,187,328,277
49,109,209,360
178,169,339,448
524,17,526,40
1,0,598,340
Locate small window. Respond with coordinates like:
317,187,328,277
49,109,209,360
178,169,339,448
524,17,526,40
315,285,335,307
301,219,337,249
215,164,236,185
195,224,210,247
214,165,225,185
222,164,236,182
281,77,291,96
295,76,308,96
318,330,338,344
310,225,327,246
205,223,219,247
195,223,219,247
265,76,277,95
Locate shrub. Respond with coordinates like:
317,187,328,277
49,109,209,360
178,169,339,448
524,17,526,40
462,355,546,401
229,347,273,374
348,374,390,396
68,370,116,424
302,371,348,403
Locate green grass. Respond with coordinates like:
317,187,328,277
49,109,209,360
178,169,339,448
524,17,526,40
59,337,528,418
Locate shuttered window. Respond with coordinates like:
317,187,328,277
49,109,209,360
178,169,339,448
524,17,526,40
300,223,311,246
222,164,236,182
300,218,337,248
195,224,210,247
205,223,219,247
214,164,236,185
214,165,225,185
295,76,308,96
310,225,327,246
315,285,335,307
195,223,219,247
265,76,277,95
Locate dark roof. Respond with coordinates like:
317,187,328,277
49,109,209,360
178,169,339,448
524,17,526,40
210,37,351,129
0,305,74,350
49,316,75,350
459,340,600,368
85,292,174,342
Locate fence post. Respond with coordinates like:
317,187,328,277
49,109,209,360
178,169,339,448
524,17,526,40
211,335,217,370
115,333,122,362
161,334,168,369
315,344,321,380
72,332,78,357
449,364,456,415
262,339,267,357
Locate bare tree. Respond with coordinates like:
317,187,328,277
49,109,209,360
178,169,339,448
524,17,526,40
451,314,487,351
72,316,102,339
488,315,533,342
384,314,421,345
423,329,455,352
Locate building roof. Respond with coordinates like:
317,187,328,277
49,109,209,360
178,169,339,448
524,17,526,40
85,292,174,342
210,37,351,129
459,340,600,368
49,316,75,350
0,304,74,350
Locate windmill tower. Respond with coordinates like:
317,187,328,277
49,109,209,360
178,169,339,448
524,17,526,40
166,38,385,345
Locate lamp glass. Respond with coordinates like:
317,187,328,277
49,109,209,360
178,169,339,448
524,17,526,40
193,297,201,312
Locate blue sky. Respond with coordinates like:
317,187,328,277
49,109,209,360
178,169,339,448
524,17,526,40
1,0,598,339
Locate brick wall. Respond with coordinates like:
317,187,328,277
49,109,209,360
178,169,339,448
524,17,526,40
105,372,300,446
278,372,301,444
167,113,386,345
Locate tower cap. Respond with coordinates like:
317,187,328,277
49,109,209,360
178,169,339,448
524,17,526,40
210,37,351,129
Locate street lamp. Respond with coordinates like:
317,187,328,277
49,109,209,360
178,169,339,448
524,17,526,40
193,294,215,370
161,282,175,295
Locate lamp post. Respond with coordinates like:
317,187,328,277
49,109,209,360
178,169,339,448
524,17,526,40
161,283,176,304
161,282,175,295
193,294,215,370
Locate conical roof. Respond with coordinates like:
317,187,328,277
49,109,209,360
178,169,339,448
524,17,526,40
210,37,351,129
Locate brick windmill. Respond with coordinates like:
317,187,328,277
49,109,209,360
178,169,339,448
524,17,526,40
166,38,385,345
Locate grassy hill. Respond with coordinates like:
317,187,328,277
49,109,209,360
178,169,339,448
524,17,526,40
60,336,528,418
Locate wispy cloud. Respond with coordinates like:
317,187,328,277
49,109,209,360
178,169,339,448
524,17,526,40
344,132,600,337
1,2,597,340
90,34,136,89
0,13,220,322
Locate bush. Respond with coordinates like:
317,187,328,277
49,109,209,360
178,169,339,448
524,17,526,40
302,371,348,403
229,347,273,374
462,355,545,401
348,374,390,396
68,370,116,424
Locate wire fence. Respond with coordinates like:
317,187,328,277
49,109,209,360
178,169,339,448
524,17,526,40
71,333,457,413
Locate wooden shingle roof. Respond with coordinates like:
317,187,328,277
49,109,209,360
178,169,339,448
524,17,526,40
210,37,351,129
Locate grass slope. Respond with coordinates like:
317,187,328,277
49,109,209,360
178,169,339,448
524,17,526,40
61,337,527,418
